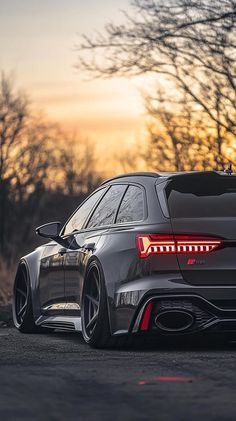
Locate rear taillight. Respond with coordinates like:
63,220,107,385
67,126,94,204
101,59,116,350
137,235,221,258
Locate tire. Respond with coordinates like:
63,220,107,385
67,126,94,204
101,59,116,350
12,262,40,333
81,260,134,348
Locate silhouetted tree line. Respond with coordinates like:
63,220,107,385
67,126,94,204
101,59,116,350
78,0,236,171
0,74,102,265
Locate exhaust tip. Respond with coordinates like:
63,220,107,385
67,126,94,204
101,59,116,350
155,310,194,332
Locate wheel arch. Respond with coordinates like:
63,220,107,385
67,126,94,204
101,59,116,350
14,246,46,321
83,255,114,336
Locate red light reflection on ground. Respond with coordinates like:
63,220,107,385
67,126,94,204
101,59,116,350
156,376,193,382
138,376,194,385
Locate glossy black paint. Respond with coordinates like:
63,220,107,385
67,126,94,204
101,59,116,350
14,171,236,339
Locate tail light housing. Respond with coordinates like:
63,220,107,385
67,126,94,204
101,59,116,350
137,235,221,258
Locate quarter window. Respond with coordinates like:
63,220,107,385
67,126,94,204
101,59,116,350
116,185,144,223
63,188,106,235
87,185,126,228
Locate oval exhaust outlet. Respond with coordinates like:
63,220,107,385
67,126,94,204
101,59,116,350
155,310,194,332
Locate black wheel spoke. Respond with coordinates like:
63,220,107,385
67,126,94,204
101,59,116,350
15,267,29,325
18,302,27,317
88,299,92,322
83,268,101,339
16,288,27,299
85,294,99,308
86,311,98,330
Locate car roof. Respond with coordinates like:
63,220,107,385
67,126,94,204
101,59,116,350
101,170,235,185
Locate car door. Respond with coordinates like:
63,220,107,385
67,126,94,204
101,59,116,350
64,184,127,315
38,187,107,314
39,242,66,314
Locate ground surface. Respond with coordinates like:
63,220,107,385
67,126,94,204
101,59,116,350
1,329,236,420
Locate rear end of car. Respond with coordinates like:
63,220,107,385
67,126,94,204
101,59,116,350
124,172,236,340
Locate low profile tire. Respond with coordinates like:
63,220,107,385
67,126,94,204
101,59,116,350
13,262,40,333
81,260,113,348
81,260,134,348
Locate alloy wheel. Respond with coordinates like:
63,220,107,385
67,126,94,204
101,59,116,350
15,267,28,325
83,268,101,339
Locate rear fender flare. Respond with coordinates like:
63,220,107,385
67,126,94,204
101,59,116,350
15,246,45,321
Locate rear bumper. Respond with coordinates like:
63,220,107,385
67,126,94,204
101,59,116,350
131,294,236,335
111,275,236,336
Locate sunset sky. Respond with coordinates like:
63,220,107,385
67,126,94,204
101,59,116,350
0,0,148,170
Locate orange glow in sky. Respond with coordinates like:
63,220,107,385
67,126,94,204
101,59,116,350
0,0,148,172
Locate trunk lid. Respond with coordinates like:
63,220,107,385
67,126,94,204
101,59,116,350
171,217,236,285
165,173,236,285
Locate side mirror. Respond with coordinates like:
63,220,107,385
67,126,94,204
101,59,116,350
36,222,61,239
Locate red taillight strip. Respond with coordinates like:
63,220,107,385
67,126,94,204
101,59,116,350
140,302,153,331
137,235,175,258
137,235,221,258
177,240,220,253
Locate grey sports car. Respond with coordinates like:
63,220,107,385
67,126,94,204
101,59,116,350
13,171,236,347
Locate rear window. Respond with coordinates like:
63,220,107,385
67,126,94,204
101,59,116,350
165,175,236,218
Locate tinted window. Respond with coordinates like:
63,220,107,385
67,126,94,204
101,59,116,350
116,185,144,223
166,175,236,218
87,185,126,228
63,188,106,235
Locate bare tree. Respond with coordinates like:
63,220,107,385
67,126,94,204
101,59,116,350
0,75,101,261
0,74,28,254
59,136,102,196
77,0,236,168
144,88,233,171
114,142,144,173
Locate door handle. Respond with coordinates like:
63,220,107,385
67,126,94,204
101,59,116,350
58,247,67,255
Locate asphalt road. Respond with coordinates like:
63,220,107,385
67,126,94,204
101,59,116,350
1,329,236,421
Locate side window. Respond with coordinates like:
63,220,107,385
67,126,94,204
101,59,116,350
116,185,144,223
87,184,126,228
63,188,106,236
